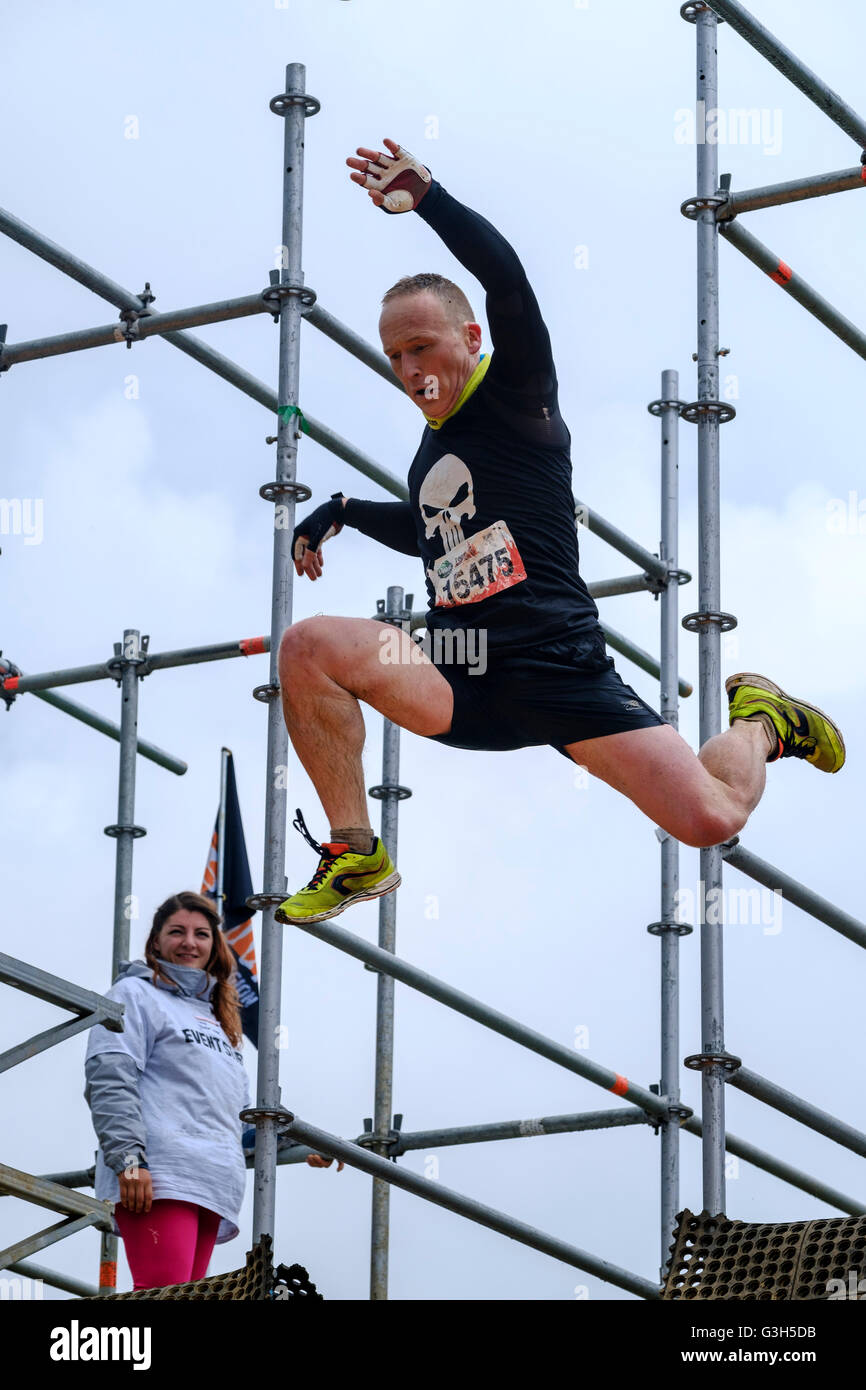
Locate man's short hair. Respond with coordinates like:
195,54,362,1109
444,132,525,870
381,273,475,331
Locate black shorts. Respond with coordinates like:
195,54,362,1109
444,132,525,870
426,625,665,759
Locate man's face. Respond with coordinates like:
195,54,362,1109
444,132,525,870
379,292,481,419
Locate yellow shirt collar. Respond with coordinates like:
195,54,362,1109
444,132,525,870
423,353,490,430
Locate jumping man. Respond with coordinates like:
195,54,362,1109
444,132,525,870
274,138,845,926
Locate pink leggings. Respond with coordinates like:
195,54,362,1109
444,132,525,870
115,1199,221,1291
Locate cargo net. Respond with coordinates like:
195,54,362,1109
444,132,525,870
662,1208,866,1301
95,1234,323,1301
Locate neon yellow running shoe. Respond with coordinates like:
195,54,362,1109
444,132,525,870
725,672,845,774
275,808,400,925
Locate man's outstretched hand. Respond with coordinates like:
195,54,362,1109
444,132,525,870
293,493,346,580
347,137,432,213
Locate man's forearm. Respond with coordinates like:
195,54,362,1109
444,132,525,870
342,498,421,557
415,179,527,297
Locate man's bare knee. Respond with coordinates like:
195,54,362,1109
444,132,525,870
677,807,745,849
278,616,337,677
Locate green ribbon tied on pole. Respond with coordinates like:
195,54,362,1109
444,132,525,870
277,403,308,435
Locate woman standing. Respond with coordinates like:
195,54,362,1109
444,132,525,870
84,890,250,1291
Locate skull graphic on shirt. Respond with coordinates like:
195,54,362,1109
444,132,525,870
418,454,477,552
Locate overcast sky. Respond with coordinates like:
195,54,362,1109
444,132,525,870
2,0,865,1302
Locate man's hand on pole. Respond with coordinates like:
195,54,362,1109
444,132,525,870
293,493,346,580
347,137,432,213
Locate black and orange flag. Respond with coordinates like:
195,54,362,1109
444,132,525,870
202,749,260,1047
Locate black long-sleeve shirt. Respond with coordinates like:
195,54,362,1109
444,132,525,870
343,177,600,652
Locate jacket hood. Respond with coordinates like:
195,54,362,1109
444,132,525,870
116,957,217,1001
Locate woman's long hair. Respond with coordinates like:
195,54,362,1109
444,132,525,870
144,891,242,1048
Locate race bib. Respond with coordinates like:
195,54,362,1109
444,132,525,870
428,520,527,609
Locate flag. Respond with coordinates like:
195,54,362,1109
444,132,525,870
202,749,260,1047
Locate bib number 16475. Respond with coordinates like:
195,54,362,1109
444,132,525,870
429,520,527,609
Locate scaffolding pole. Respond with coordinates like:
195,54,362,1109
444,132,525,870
106,631,144,977
718,165,866,217
97,628,144,1294
33,1099,866,1217
717,217,866,360
727,1068,866,1158
391,1108,648,1153
0,657,186,773
720,838,866,951
0,633,269,694
368,586,410,1300
0,955,124,1073
7,1260,98,1299
706,0,866,149
277,914,677,1124
0,295,271,366
649,369,688,1278
679,1115,865,1216
248,62,313,1247
276,1115,661,1300
691,2,728,1217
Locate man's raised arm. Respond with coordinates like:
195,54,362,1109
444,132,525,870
348,138,556,397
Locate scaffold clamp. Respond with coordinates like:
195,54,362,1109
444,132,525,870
259,479,312,504
246,892,286,912
647,919,694,937
269,92,320,118
680,194,729,221
684,1051,742,1076
681,610,738,633
369,782,412,801
680,400,736,424
0,656,21,710
680,2,726,22
106,633,151,684
374,594,416,628
648,1086,693,1134
647,397,686,417
104,823,147,839
240,1105,296,1133
262,281,317,322
358,1113,403,1161
117,284,155,348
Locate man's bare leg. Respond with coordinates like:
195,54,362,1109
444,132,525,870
697,719,774,824
277,615,453,829
563,718,773,849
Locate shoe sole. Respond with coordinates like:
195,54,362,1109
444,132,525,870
274,871,402,926
725,671,846,770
